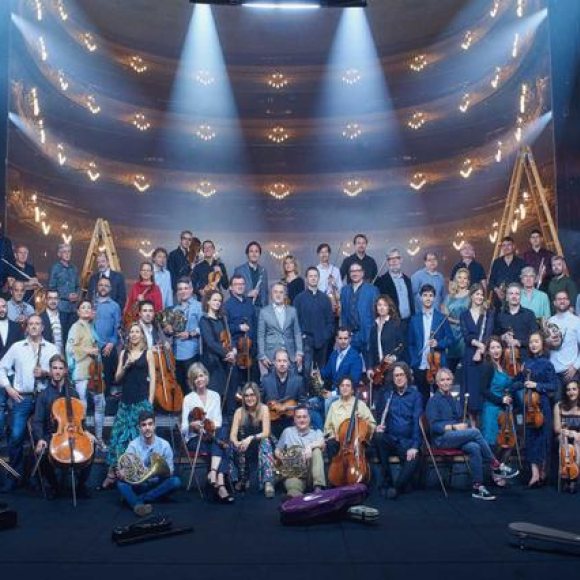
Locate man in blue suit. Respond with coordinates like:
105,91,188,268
408,284,454,406
233,241,268,309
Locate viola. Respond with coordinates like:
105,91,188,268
560,417,580,481
503,344,522,378
152,344,183,413
496,391,517,449
371,343,403,387
202,268,222,296
426,350,442,385
267,399,298,422
235,332,253,370
188,406,228,448
328,393,372,487
88,351,106,395
523,369,544,428
49,382,94,469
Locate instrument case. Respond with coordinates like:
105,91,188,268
508,521,580,556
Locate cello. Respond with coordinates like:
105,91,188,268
152,343,183,413
328,392,372,487
88,351,106,396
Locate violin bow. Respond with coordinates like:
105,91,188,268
371,256,388,285
510,399,523,470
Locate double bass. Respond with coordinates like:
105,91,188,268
328,392,372,487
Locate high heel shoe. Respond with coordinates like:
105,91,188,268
216,485,234,504
207,469,218,487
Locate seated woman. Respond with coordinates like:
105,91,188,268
324,376,376,463
512,331,558,488
554,381,580,493
229,382,275,498
181,362,233,504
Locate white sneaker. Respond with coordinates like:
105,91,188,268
493,463,519,479
264,483,275,498
472,485,496,501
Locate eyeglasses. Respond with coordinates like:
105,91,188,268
388,256,401,260
393,373,406,377
243,394,257,398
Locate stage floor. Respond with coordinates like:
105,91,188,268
0,479,579,579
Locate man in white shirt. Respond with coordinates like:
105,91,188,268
41,290,66,354
0,314,58,491
549,290,580,398
316,243,342,306
6,280,34,325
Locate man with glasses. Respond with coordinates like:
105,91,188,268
168,231,195,294
450,242,486,291
340,263,379,354
489,236,526,309
411,251,447,313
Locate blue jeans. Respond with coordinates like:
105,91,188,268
435,428,496,485
0,388,7,438
6,396,35,483
117,476,182,508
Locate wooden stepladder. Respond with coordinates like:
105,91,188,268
80,218,121,297
490,145,563,265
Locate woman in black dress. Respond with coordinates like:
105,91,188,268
280,255,305,305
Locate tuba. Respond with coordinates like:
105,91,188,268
117,452,170,485
275,445,309,480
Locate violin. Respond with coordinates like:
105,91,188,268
188,406,228,448
426,349,442,385
235,331,253,370
328,392,371,487
88,351,106,395
49,382,94,469
496,390,517,449
187,237,202,267
559,415,580,481
371,343,403,387
152,344,183,413
123,285,152,329
203,269,222,295
267,399,299,422
503,341,522,378
523,369,544,428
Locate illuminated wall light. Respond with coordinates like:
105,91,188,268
86,95,101,115
62,233,72,244
491,66,501,89
57,70,69,91
461,31,473,50
38,36,48,61
342,123,362,140
195,70,215,86
268,72,288,90
460,158,473,178
196,181,217,198
34,206,41,223
490,0,500,18
139,240,153,258
195,124,216,142
343,179,363,197
87,161,100,182
515,116,524,142
409,54,428,72
133,174,150,193
452,231,465,251
512,33,520,58
41,221,51,236
57,143,66,166
129,55,148,74
407,112,426,130
520,83,528,114
342,68,361,85
269,244,290,261
61,222,69,231
30,87,40,117
522,190,530,201
489,221,499,243
410,173,427,191
81,32,97,52
57,0,68,21
268,183,291,200
267,126,289,144
519,203,527,220
132,112,151,132
37,118,46,144
459,93,471,113
34,0,43,21
516,0,525,17
407,239,421,257
495,141,503,163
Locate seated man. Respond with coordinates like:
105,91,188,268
116,410,181,516
32,354,94,500
426,368,518,501
374,362,422,500
275,406,325,498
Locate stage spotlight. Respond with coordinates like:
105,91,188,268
189,1,367,7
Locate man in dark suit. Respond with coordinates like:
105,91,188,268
0,297,24,440
87,252,126,310
260,349,306,437
167,230,195,294
40,290,69,353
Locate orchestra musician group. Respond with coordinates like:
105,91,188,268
1,224,580,516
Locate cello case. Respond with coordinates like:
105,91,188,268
279,483,368,525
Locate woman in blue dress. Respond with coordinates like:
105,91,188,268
441,268,470,373
460,283,494,426
513,331,558,488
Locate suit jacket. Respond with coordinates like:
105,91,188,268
257,304,303,362
339,282,379,353
321,346,363,388
0,320,24,359
41,310,70,347
87,270,127,309
260,371,305,404
374,272,415,319
408,310,453,369
233,262,269,308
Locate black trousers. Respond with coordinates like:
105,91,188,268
40,453,92,492
375,435,420,492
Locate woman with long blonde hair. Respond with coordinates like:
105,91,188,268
280,254,305,305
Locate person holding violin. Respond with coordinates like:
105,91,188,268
408,284,453,407
324,376,376,462
374,362,422,499
280,255,305,306
316,243,343,319
32,354,94,500
181,363,233,503
101,323,155,490
441,268,470,372
366,295,405,386
123,261,163,327
426,368,519,500
167,230,196,294
460,283,494,424
192,240,229,299
200,290,237,418
495,282,539,362
230,382,275,497
512,331,558,488
553,381,580,493
233,241,269,309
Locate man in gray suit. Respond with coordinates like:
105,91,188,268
257,282,303,375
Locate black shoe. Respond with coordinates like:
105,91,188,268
216,485,234,504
